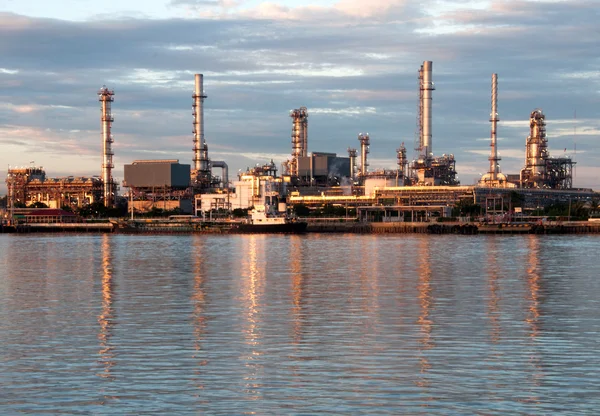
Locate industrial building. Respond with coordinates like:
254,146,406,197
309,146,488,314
408,61,459,186
5,86,118,211
5,166,103,209
296,152,351,186
3,61,596,222
196,161,285,215
123,159,193,213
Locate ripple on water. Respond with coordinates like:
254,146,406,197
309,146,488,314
1,234,600,414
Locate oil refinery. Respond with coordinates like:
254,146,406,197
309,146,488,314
4,60,596,224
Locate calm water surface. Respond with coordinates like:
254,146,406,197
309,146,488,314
1,234,600,414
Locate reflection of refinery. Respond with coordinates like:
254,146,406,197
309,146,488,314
4,60,595,217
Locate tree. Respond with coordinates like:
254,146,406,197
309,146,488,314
0,195,7,209
509,191,525,208
451,199,481,217
589,199,599,217
29,201,49,208
77,202,107,218
293,203,310,217
232,208,249,218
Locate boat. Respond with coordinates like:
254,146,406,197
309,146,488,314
232,204,307,234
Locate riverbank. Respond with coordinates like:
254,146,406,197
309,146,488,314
4,220,600,235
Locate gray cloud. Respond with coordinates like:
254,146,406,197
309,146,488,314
1,0,599,194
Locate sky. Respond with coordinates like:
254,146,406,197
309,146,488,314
1,0,599,195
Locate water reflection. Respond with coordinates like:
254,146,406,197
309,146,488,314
240,235,266,401
525,236,543,401
359,237,380,342
290,236,306,345
416,236,433,390
526,236,541,339
97,234,116,381
191,236,208,370
487,238,501,344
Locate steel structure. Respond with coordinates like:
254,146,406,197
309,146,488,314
410,61,459,186
193,74,210,185
192,74,211,187
98,86,115,207
421,61,434,159
489,73,500,180
396,143,408,184
5,167,102,209
358,133,370,178
240,160,278,179
479,74,509,187
289,107,308,177
211,161,229,189
347,148,357,180
520,109,575,189
414,65,424,155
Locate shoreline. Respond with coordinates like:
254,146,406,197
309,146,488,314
3,220,600,235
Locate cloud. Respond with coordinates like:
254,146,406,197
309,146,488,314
1,0,599,195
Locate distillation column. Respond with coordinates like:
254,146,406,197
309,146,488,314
489,74,500,181
193,74,210,183
421,61,434,159
397,142,407,183
521,109,549,187
358,133,370,177
290,107,308,177
98,86,115,207
347,148,357,180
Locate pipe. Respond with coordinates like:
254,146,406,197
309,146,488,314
98,86,114,207
421,61,434,159
211,161,229,189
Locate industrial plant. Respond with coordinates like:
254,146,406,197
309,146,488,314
4,60,596,224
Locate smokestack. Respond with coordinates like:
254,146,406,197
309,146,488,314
358,133,370,177
98,86,114,207
489,73,500,180
421,61,434,159
193,74,207,172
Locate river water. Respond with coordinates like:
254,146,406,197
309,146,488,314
1,234,599,414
